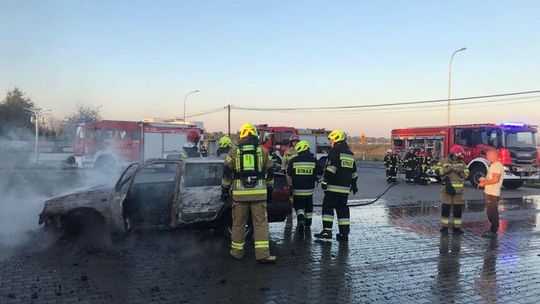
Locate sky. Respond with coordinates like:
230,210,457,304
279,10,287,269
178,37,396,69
1,0,539,137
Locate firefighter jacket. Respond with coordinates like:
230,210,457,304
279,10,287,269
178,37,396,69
384,154,400,169
222,141,274,202
286,150,324,197
403,152,418,170
216,146,231,158
181,146,201,158
322,141,358,195
282,146,298,173
434,158,469,194
419,155,432,169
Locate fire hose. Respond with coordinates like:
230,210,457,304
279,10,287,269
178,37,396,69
312,181,398,208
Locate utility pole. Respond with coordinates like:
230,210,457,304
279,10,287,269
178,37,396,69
227,104,231,137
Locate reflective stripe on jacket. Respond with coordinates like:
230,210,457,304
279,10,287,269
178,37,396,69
433,158,469,194
287,151,323,196
322,141,358,195
222,142,274,202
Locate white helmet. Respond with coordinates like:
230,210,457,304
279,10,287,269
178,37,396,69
386,149,392,154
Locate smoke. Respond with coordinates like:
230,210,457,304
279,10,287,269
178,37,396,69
0,132,121,259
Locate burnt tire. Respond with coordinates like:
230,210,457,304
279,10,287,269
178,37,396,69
63,208,106,237
222,210,254,240
503,180,523,190
469,164,487,188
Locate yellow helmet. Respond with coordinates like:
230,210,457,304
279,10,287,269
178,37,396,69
239,122,258,139
328,130,345,142
295,140,310,153
219,136,232,148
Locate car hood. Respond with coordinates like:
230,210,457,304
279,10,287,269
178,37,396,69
42,185,113,214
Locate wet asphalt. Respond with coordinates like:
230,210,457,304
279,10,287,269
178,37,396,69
0,164,540,303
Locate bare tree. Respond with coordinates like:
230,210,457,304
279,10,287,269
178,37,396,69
65,104,102,126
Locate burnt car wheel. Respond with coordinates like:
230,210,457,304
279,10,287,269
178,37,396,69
63,208,106,237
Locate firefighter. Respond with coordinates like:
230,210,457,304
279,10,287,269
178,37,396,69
315,130,358,241
434,146,469,234
282,134,300,173
216,135,233,158
383,149,400,183
418,148,432,185
287,140,323,231
221,123,276,264
181,130,202,157
403,147,418,184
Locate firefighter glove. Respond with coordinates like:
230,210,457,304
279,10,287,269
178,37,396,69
267,186,273,203
221,186,231,202
443,176,457,196
351,183,358,195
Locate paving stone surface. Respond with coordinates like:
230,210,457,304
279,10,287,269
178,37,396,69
1,167,540,303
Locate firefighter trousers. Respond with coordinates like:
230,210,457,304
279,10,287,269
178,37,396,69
440,192,464,228
293,195,313,226
386,168,397,183
230,201,270,260
321,192,350,235
405,168,415,184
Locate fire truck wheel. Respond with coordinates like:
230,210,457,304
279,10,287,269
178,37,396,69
503,180,523,190
469,164,487,188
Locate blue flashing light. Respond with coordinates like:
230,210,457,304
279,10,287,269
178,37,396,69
499,122,527,127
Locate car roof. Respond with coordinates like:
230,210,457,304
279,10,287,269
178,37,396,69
142,158,224,165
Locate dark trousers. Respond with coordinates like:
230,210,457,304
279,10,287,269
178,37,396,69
441,203,463,228
322,192,350,235
405,169,415,184
485,194,500,232
386,168,397,182
293,195,314,226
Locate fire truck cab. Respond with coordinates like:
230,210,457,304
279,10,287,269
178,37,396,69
256,125,331,167
74,120,203,169
391,123,540,189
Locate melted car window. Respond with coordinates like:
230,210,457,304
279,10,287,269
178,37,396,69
133,163,178,184
185,163,223,187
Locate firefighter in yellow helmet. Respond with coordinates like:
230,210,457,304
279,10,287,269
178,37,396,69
315,130,358,241
286,140,323,231
281,134,301,174
221,123,276,263
217,135,233,158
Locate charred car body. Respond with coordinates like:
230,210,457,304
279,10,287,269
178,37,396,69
39,158,292,236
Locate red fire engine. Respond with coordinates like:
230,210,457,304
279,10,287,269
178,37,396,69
73,120,203,169
256,125,331,162
391,122,540,189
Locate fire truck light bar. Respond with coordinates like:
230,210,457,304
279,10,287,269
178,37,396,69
499,122,527,127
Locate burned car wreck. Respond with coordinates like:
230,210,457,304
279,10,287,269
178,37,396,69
39,158,292,236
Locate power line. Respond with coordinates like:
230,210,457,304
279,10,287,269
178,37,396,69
231,89,540,112
184,107,224,118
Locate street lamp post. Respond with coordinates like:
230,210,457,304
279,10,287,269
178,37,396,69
24,107,51,163
183,90,200,123
447,47,467,125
